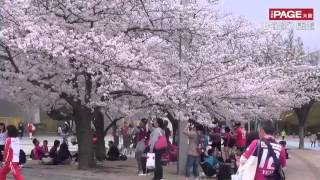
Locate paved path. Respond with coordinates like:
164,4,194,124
4,148,320,180
286,149,320,180
6,136,320,179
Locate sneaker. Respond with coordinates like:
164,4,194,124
138,173,146,176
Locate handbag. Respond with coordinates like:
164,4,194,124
146,153,155,169
231,141,260,180
264,142,285,180
155,131,168,150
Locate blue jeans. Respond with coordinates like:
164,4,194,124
185,155,200,177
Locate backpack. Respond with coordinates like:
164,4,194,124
19,149,27,165
30,149,34,159
119,154,127,161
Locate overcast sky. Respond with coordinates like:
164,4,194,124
217,0,320,52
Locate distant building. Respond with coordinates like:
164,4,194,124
0,99,58,132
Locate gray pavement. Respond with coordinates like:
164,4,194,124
5,136,319,180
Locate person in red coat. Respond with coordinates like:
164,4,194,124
0,125,24,180
27,123,35,139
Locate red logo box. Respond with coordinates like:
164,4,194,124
269,8,314,20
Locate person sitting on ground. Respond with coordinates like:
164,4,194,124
42,140,61,165
53,142,72,165
106,141,120,161
200,149,219,177
31,138,43,160
41,140,49,155
49,140,60,159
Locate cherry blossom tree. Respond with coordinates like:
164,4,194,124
1,0,319,169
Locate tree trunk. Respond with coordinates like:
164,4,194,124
166,110,178,144
177,121,188,175
104,117,123,137
298,123,305,149
112,123,119,147
93,108,106,161
294,100,314,149
73,105,96,169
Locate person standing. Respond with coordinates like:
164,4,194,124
62,122,70,144
234,122,246,153
281,130,286,140
0,125,24,180
240,121,286,180
223,126,233,160
17,123,24,139
211,124,222,153
0,123,7,163
163,120,171,144
149,118,166,180
57,126,62,137
121,121,130,155
310,133,317,148
27,122,35,139
183,121,200,180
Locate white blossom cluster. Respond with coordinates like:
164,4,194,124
0,0,319,123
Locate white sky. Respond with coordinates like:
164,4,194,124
217,0,320,51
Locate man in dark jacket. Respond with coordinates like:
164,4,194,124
106,141,120,161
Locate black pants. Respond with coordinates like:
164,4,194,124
154,149,165,180
212,142,221,152
0,145,4,161
141,158,147,174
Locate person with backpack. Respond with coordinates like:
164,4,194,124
240,121,286,180
183,121,201,180
0,125,24,180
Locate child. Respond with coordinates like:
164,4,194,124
41,140,49,154
0,125,24,180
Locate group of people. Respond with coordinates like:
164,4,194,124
182,120,287,180
31,138,72,165
131,118,175,180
